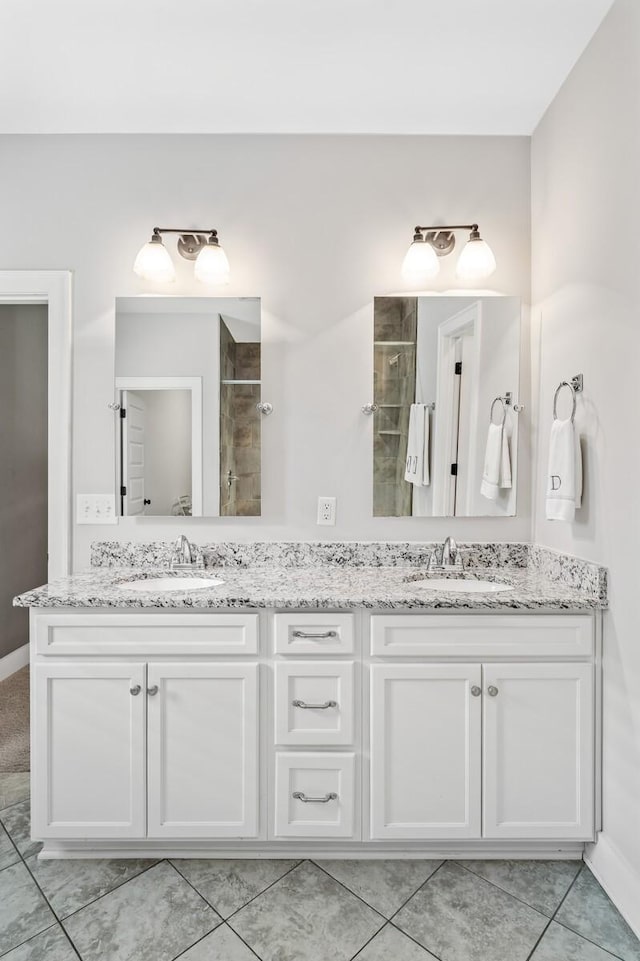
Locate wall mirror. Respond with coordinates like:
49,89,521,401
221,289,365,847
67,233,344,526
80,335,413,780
115,296,261,517
372,296,521,517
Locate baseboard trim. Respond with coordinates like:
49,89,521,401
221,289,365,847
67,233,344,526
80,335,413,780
38,840,586,860
0,644,28,682
585,834,640,939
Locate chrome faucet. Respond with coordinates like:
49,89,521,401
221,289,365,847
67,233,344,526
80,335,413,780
170,534,203,570
428,536,464,572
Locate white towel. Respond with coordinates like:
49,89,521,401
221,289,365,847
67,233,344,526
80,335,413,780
404,404,430,486
546,418,582,521
480,423,512,501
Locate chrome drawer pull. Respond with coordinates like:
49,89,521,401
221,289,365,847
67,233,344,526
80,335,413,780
129,685,141,696
292,630,338,639
292,699,337,710
292,791,338,803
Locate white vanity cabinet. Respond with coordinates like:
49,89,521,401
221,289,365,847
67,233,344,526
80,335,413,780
31,612,260,842
369,615,597,844
29,606,600,858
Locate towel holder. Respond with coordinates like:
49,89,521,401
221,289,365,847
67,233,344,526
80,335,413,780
489,391,525,425
361,402,435,415
490,396,508,427
553,374,583,423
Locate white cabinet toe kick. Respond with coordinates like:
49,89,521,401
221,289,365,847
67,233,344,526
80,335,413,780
29,608,601,859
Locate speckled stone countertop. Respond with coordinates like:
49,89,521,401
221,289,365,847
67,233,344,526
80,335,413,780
14,542,607,611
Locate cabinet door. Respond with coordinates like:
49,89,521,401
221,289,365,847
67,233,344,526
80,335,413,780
32,662,146,838
147,663,258,838
483,663,594,839
370,664,481,839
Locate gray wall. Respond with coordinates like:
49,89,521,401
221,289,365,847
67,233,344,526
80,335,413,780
0,305,48,659
532,0,640,929
0,135,531,565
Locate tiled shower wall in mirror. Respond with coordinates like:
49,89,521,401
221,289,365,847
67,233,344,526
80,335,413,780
373,296,417,516
219,319,261,516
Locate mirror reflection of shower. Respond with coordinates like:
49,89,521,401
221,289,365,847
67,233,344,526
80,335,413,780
372,296,521,518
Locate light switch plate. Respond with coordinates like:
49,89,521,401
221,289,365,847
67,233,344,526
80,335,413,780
76,494,118,525
317,496,336,526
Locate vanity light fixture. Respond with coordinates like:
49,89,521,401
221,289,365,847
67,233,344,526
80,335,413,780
402,224,496,284
133,227,230,285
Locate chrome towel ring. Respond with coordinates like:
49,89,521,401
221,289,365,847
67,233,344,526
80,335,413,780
490,396,507,426
553,374,584,423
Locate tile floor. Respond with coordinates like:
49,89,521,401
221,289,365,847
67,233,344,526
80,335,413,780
1,775,639,961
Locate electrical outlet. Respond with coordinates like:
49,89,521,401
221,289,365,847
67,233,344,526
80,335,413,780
317,496,336,526
76,494,118,525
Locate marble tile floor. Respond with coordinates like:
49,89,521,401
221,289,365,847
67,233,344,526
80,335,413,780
1,780,639,961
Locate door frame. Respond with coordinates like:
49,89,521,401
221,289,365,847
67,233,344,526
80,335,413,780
432,302,481,516
0,270,72,577
115,376,203,516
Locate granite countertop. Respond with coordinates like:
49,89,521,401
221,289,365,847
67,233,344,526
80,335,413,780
14,564,605,612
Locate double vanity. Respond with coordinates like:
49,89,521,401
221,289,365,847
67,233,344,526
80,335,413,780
15,539,607,861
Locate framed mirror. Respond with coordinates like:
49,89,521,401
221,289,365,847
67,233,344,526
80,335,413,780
115,296,261,517
372,296,521,517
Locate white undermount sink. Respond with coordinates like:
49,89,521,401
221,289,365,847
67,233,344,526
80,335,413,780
116,576,224,592
411,577,513,594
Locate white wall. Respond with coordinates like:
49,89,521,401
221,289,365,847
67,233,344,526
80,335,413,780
0,135,530,564
0,305,48,659
531,0,640,931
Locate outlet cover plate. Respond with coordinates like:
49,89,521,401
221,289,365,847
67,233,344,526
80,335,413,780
317,496,336,526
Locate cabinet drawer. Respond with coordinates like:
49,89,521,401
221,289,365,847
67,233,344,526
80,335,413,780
274,613,354,655
34,612,259,656
371,614,593,658
275,662,354,746
274,752,356,838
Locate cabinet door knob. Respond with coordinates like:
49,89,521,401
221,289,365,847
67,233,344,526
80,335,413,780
147,685,159,696
292,791,338,803
129,684,141,696
470,685,482,697
487,685,499,697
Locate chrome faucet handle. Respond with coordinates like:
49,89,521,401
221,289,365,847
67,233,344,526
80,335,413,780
170,534,203,570
441,537,464,571
427,550,440,571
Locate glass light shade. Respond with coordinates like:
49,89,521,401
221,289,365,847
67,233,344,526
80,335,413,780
456,237,497,280
401,239,440,284
133,238,176,282
194,241,230,285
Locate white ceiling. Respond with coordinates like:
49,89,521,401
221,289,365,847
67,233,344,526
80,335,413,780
0,0,614,135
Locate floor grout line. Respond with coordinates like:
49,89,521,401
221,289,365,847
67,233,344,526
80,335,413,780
309,859,389,923
49,858,164,925
455,859,581,919
348,920,392,960
12,851,84,961
0,922,62,961
221,858,306,925
220,922,267,961
167,919,233,961
523,863,585,961
387,859,448,923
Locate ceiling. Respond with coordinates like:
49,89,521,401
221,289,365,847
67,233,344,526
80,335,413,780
0,0,614,135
